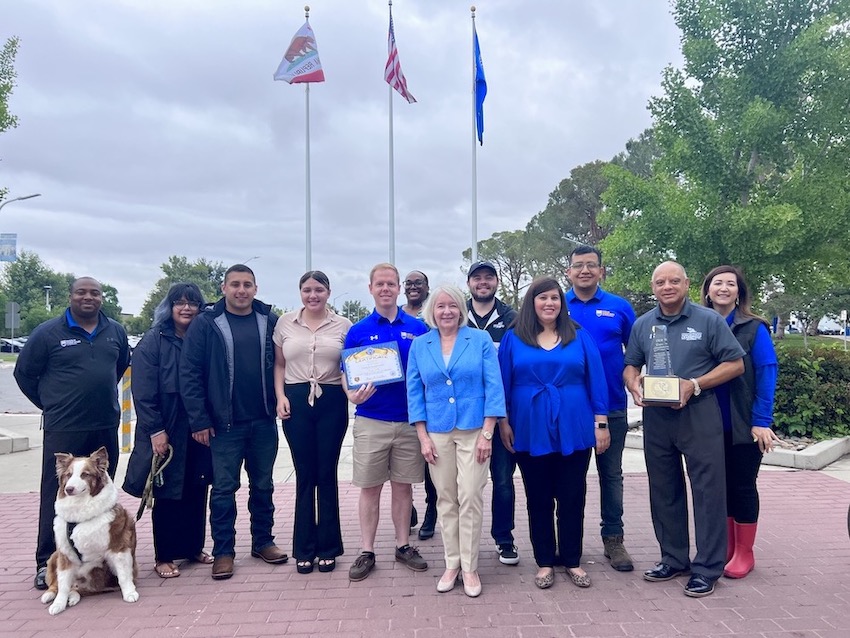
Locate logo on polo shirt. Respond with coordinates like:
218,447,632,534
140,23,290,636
60,339,82,348
369,335,380,341
400,331,416,340
596,310,616,318
492,321,505,329
681,327,703,341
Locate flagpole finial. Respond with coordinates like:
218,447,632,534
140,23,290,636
471,6,476,13
305,5,310,18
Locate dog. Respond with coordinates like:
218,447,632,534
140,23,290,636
40,446,139,615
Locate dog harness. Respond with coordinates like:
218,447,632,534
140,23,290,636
66,522,83,561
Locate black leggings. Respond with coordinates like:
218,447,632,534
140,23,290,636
724,429,763,523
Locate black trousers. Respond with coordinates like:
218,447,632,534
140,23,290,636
282,383,348,561
724,430,763,523
516,448,591,569
37,428,119,568
152,435,211,562
644,396,727,580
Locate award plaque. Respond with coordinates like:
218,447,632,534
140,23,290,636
642,325,681,406
342,341,404,389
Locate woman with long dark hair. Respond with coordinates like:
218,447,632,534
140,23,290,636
124,282,213,578
701,265,778,579
498,276,610,590
273,270,352,574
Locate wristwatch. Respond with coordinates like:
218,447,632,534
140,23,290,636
690,377,702,397
481,430,493,440
595,422,608,430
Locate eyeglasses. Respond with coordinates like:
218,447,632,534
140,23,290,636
404,279,426,288
172,300,201,309
569,262,601,271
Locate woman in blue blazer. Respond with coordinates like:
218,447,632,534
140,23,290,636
407,285,505,598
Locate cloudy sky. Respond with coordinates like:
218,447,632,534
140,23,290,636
1,0,682,316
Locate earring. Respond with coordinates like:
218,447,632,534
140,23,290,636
735,298,739,306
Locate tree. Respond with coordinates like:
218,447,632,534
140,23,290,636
136,256,226,330
341,299,369,323
602,0,850,296
1,36,20,202
0,251,70,335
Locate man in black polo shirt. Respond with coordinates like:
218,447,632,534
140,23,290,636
624,261,744,598
15,277,130,590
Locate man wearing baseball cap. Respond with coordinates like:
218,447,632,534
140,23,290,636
465,261,520,565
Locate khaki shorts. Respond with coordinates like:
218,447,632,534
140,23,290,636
352,416,424,488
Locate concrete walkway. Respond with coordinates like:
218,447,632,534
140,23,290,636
2,411,850,637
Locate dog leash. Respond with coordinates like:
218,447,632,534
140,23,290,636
136,444,174,521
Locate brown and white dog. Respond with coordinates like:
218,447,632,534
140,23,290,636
40,447,139,615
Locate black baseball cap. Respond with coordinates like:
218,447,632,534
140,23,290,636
468,261,497,279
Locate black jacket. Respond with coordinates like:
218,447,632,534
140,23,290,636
179,299,278,432
123,323,212,499
14,309,129,432
466,297,517,345
728,314,765,445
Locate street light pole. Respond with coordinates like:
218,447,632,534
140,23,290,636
333,292,348,315
44,285,52,312
0,193,42,213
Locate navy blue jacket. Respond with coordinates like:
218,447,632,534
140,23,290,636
179,299,278,432
123,322,212,499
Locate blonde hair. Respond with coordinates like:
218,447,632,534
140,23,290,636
369,263,399,284
422,285,467,329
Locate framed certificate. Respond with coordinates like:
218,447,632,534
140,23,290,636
342,341,404,389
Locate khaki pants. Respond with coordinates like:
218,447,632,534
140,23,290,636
428,428,489,572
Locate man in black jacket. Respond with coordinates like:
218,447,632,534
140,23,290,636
14,277,130,590
465,261,520,565
180,264,288,580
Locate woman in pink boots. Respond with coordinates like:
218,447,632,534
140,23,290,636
701,266,779,579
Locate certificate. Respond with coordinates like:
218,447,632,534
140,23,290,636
342,341,404,389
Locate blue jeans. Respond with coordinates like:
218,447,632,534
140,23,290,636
489,426,516,546
209,417,278,557
595,413,627,537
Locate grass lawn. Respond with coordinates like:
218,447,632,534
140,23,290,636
775,334,849,351
0,353,18,363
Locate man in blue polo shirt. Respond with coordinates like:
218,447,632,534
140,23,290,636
566,246,636,572
344,263,429,582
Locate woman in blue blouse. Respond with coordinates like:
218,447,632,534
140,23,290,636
407,285,505,598
498,276,609,590
702,265,778,579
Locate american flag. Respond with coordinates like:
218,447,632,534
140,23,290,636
385,13,416,104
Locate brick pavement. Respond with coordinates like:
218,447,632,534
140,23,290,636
1,471,849,638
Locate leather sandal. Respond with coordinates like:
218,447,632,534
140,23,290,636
317,558,336,573
155,562,180,579
191,551,214,565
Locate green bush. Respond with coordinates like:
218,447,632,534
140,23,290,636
773,345,850,440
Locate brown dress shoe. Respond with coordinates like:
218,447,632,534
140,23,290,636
212,555,234,580
251,545,289,564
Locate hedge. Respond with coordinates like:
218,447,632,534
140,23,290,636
773,346,850,440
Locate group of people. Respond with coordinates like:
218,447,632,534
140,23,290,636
14,248,778,601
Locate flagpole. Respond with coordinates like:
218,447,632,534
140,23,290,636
388,2,396,264
471,6,478,263
304,5,313,271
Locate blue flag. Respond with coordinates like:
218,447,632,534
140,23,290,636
474,24,487,145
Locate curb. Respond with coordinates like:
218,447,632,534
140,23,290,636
624,430,850,471
0,428,29,455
